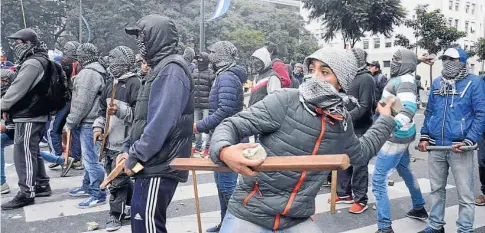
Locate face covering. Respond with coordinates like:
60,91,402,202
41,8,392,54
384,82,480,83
390,61,400,78
299,74,355,113
108,64,129,78
442,60,468,80
11,41,34,62
136,31,147,61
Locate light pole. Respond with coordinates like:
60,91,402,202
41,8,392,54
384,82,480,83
199,0,205,53
79,0,82,43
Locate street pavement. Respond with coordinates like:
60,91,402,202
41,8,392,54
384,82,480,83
2,109,485,233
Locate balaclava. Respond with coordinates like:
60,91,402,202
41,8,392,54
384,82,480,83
76,43,98,66
208,41,237,74
390,49,417,78
197,52,210,71
107,46,136,78
351,48,370,75
98,56,110,70
1,69,15,97
183,47,195,64
63,41,81,60
301,48,358,116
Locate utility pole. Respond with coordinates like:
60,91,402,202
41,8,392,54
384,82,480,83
199,0,205,53
79,0,83,43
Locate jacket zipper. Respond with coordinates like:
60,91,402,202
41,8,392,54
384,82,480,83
243,181,260,206
441,90,449,145
460,118,465,138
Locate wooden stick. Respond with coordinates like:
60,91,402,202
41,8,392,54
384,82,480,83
63,130,72,166
190,151,203,233
330,170,338,214
170,155,350,172
100,158,125,189
99,79,118,162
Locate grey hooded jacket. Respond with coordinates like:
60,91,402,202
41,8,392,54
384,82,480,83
210,89,395,230
66,62,106,129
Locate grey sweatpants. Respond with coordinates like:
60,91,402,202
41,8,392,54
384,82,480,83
14,122,50,198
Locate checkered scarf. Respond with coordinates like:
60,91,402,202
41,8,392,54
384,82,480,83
63,41,81,60
208,41,237,74
442,60,468,80
108,46,135,78
76,43,98,66
136,31,147,60
1,69,15,97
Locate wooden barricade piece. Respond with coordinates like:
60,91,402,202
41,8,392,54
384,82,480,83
170,154,349,216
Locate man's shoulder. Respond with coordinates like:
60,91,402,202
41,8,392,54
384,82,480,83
22,58,44,69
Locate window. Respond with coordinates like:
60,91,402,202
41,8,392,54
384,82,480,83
465,44,469,50
374,37,380,49
455,0,459,11
465,21,469,32
471,4,475,14
465,2,470,13
470,64,475,73
385,37,392,48
363,39,369,49
448,18,453,26
455,19,459,28
383,61,391,68
449,0,453,10
471,22,476,33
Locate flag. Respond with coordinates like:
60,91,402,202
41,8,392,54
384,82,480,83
208,0,231,21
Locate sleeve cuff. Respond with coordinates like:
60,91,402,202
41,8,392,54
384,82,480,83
420,134,430,142
209,142,231,166
125,155,139,170
93,127,103,133
463,138,474,146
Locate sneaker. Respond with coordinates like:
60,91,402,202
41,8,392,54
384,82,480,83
35,184,52,197
322,181,331,187
375,227,394,233
201,149,209,158
48,163,61,169
105,215,122,232
78,196,106,209
475,195,485,206
60,157,74,177
349,202,368,214
206,224,221,232
1,192,35,210
192,148,200,154
405,207,428,220
327,196,354,204
70,187,90,197
418,226,445,233
1,183,10,194
72,160,84,170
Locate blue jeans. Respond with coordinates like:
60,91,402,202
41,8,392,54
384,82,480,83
1,133,14,185
40,151,64,165
428,150,475,232
194,108,210,150
220,212,322,233
478,135,485,195
372,141,425,229
79,124,105,199
47,103,71,156
214,171,238,222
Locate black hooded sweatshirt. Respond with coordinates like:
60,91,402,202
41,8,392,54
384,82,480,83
193,52,215,109
124,15,194,182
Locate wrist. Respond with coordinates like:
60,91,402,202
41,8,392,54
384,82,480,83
219,146,230,162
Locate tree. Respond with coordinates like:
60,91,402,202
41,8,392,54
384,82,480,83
1,0,68,60
302,0,406,48
470,38,485,62
394,4,466,83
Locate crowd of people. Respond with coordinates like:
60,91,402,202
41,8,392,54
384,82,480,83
1,13,485,233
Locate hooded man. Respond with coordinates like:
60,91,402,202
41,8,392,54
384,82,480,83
208,47,396,232
93,46,141,231
368,61,388,108
66,43,108,208
183,47,196,73
192,52,215,157
119,14,194,233
293,63,305,84
1,28,53,210
333,48,377,214
372,49,427,233
418,48,485,233
45,41,83,172
248,47,291,106
193,41,248,232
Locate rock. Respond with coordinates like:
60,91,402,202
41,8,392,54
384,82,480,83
11,215,22,219
180,203,185,206
242,144,267,160
373,205,377,210
86,222,99,231
59,212,64,217
410,157,416,162
388,180,394,186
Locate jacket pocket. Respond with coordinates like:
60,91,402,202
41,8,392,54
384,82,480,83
243,181,261,206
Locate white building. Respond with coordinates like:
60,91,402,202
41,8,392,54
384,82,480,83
301,0,485,85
